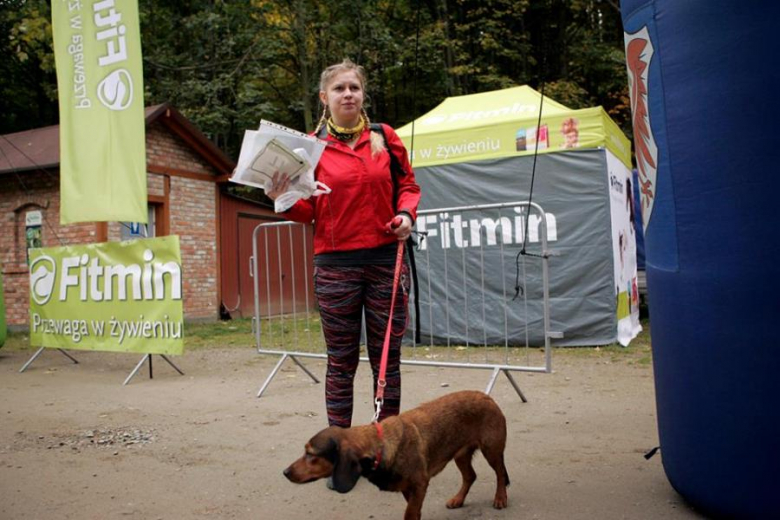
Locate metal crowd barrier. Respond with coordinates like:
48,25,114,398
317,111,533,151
251,201,561,400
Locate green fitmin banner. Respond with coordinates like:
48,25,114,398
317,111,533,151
52,0,147,224
29,236,183,355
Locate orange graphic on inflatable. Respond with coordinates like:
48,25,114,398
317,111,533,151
625,27,658,229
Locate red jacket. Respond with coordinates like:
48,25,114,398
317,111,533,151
283,124,421,255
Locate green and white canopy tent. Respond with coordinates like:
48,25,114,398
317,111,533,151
397,86,641,346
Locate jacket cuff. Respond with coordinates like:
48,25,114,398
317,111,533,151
398,209,415,225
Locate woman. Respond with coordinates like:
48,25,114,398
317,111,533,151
267,59,420,428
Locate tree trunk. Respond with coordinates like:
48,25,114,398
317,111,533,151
436,0,458,96
293,0,314,131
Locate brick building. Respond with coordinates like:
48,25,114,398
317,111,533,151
0,104,275,328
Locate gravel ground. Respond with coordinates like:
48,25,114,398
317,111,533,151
0,343,706,520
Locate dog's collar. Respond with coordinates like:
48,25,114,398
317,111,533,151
372,421,384,471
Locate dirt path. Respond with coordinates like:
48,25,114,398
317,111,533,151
0,345,704,520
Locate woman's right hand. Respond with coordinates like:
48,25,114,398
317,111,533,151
266,172,291,200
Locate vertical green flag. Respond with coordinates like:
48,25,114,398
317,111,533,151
52,0,147,225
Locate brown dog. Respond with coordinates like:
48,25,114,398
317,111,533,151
283,390,510,520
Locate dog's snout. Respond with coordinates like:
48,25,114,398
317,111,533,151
283,466,292,479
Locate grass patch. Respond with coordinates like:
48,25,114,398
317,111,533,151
0,330,31,352
184,319,256,349
531,317,652,365
1,316,653,367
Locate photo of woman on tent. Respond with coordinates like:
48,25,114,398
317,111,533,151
560,117,580,148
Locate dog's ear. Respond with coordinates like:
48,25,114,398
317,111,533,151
309,428,340,465
331,445,362,494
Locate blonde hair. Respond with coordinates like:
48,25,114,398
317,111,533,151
315,59,386,156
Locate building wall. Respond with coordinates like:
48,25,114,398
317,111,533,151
146,123,216,176
148,171,166,198
0,171,98,326
1,120,222,326
170,175,217,319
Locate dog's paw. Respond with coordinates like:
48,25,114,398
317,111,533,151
446,496,465,509
492,496,508,510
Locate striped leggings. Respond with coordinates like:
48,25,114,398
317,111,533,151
314,263,410,428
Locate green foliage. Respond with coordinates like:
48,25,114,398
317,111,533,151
2,0,632,152
544,80,591,109
0,0,58,133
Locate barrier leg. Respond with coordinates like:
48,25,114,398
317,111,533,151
485,367,500,395
503,369,528,403
485,367,528,402
257,354,289,398
290,355,320,384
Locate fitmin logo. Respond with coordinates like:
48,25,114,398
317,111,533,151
94,0,134,111
30,250,182,306
97,69,133,110
420,103,539,126
29,255,57,305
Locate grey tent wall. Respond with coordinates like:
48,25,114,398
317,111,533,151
412,148,617,347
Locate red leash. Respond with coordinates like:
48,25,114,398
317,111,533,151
373,220,406,423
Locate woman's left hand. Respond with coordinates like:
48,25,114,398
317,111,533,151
388,214,413,241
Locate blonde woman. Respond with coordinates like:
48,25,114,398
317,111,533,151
267,59,420,428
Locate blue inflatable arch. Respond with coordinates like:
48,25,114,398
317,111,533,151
620,1,780,517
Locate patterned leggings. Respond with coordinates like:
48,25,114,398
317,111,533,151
314,263,410,428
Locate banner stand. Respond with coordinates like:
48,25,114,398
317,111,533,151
19,347,79,373
123,353,184,386
19,348,183,386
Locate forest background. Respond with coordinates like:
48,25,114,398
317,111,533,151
1,0,630,164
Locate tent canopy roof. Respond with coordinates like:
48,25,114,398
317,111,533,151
397,86,631,168
398,86,571,135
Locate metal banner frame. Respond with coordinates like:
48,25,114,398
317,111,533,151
19,347,79,373
123,353,184,386
18,347,184,385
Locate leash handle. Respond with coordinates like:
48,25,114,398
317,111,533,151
374,240,405,417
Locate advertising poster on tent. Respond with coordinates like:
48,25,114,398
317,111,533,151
29,236,183,355
606,152,642,345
